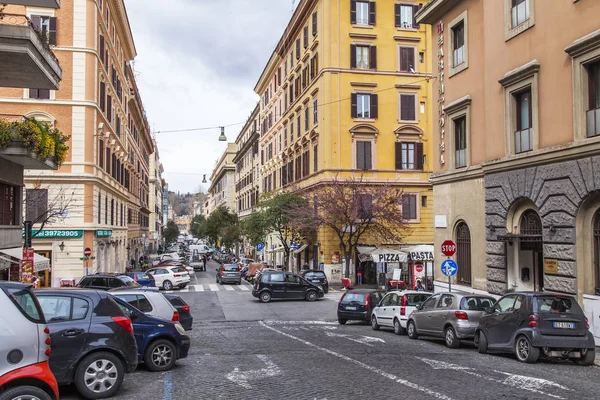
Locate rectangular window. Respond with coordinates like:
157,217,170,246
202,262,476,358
313,144,318,172
313,99,318,125
395,142,424,170
0,183,16,226
105,196,108,224
511,0,530,28
297,115,301,137
399,47,415,72
107,95,112,122
356,140,372,170
304,107,309,131
97,192,101,224
26,189,48,223
303,26,309,48
29,89,50,100
395,4,414,28
296,39,301,59
355,45,370,69
312,11,318,36
99,34,105,63
586,61,600,137
99,82,105,111
116,116,121,137
452,21,465,68
30,16,57,45
514,88,532,153
284,125,288,147
402,194,417,220
352,1,375,25
99,139,104,168
399,94,416,121
357,94,370,118
291,120,294,141
454,116,467,167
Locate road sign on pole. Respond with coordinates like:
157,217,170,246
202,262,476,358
441,240,457,257
257,243,264,251
441,259,458,293
84,247,92,257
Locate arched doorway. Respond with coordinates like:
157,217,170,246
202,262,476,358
593,210,600,293
518,210,544,291
455,222,472,286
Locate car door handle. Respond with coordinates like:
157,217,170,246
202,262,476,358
63,329,84,337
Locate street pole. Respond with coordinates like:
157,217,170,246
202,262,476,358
447,256,451,293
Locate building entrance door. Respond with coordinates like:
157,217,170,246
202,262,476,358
518,210,544,292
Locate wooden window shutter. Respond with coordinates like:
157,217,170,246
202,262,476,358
407,47,415,71
312,12,318,36
412,5,422,29
30,15,41,30
313,144,318,172
350,44,357,68
416,142,424,169
357,141,365,169
369,1,376,25
394,4,401,27
350,0,357,24
100,35,105,63
304,26,308,48
296,39,300,59
351,93,358,118
365,141,372,169
99,139,104,168
100,82,105,111
370,94,378,118
49,17,57,45
400,94,415,120
370,46,377,69
395,142,402,170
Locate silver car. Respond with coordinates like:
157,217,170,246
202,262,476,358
407,293,496,348
110,288,181,323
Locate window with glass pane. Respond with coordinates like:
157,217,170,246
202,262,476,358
399,5,413,28
356,45,370,69
401,143,415,169
313,99,318,124
357,94,371,118
452,21,465,68
454,116,467,168
0,183,16,226
511,0,530,28
514,89,532,153
402,194,417,220
356,1,369,24
587,61,600,138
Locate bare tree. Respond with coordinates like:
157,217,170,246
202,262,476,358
292,175,409,278
24,181,75,236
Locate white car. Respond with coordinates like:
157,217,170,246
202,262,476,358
146,266,191,291
110,289,181,323
371,291,432,335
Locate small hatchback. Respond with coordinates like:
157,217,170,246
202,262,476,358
0,282,58,400
216,264,242,285
476,292,596,365
78,274,141,291
300,270,329,293
337,289,385,325
110,289,180,324
252,271,324,303
371,291,432,335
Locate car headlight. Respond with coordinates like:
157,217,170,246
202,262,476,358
175,322,186,335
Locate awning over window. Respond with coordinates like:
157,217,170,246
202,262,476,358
356,246,407,263
292,244,308,254
0,247,50,272
402,244,434,261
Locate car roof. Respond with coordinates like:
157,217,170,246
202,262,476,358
0,282,32,290
344,289,385,293
108,289,161,296
35,288,104,297
301,270,325,273
385,290,432,295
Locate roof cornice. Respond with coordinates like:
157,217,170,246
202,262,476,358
415,0,463,25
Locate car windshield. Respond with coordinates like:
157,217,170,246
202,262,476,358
405,293,431,306
117,276,141,287
536,296,583,314
461,296,496,311
223,264,238,272
341,292,367,304
304,272,325,279
4,287,44,323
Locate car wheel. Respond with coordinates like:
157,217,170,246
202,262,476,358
306,290,317,302
74,351,124,399
393,318,406,335
407,320,418,339
338,319,347,325
371,315,380,331
445,326,460,348
515,335,539,363
260,291,272,303
144,339,177,372
0,385,52,400
575,348,596,366
163,280,173,291
477,331,488,354
180,283,187,289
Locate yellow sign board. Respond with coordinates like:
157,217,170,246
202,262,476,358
543,258,559,274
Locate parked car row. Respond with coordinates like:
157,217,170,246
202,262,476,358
0,281,193,400
337,289,596,366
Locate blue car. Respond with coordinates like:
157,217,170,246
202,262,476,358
112,296,191,372
126,272,156,288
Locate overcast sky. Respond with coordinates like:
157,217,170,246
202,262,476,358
126,0,299,194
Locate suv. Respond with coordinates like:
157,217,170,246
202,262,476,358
35,289,138,399
0,283,58,400
78,274,141,291
146,266,190,291
252,271,324,303
371,291,432,335
300,270,329,293
475,292,596,365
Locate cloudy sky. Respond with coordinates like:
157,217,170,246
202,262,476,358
126,0,299,194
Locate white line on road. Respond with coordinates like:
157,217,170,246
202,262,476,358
225,355,282,389
260,321,454,400
191,285,204,291
324,331,385,346
208,284,219,291
224,285,235,291
238,285,249,291
263,320,338,325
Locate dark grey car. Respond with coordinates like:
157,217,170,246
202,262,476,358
407,293,496,348
217,264,242,285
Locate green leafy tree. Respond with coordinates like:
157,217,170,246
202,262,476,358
241,212,269,247
164,221,180,245
206,206,240,249
191,214,207,239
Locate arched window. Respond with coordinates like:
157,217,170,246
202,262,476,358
456,221,471,286
519,210,542,251
594,210,600,292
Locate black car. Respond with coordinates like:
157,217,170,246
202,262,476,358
337,289,385,325
164,294,193,331
476,292,596,365
35,289,138,399
252,271,324,303
78,274,141,291
300,270,329,293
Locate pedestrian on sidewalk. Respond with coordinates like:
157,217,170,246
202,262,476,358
415,279,425,291
357,269,363,285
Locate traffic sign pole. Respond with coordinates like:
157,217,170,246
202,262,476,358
441,240,457,293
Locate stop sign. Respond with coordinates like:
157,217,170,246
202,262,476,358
415,264,423,273
441,240,457,257
84,247,92,257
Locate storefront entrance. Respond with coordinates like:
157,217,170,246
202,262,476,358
506,210,544,292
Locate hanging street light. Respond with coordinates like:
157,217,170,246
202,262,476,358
218,126,227,141
202,174,207,184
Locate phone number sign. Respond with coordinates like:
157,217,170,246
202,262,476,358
23,230,83,238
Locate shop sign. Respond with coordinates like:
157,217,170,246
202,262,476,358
437,20,446,166
332,253,340,263
95,230,113,238
24,230,83,238
543,258,559,274
408,251,434,261
21,247,34,283
377,253,404,263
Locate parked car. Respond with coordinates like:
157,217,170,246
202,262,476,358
300,270,329,293
252,271,324,303
77,274,141,291
0,282,58,400
164,294,193,331
371,291,432,335
216,264,242,285
475,292,596,365
126,272,157,288
337,289,385,325
110,289,180,324
146,266,191,290
407,293,496,348
35,288,138,399
111,297,190,372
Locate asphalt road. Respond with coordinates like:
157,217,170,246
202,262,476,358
61,260,600,400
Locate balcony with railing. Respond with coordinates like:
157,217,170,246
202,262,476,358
514,128,532,154
0,13,62,89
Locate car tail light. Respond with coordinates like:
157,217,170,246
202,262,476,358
45,336,51,345
528,314,539,328
364,295,369,307
44,327,50,334
172,311,179,322
174,274,181,278
455,311,469,320
112,316,133,334
45,348,51,357
221,266,225,277
182,305,190,313
400,294,407,316
585,316,590,330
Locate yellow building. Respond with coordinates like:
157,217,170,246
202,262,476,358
254,0,434,284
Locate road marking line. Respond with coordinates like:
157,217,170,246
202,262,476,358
178,287,189,293
263,320,337,325
260,321,454,400
208,284,219,291
162,370,172,400
192,285,204,291
224,285,235,291
238,285,249,291
225,355,282,389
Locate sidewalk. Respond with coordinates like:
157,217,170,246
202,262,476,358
595,351,600,367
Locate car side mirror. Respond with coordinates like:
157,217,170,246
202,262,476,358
484,306,493,315
415,303,423,310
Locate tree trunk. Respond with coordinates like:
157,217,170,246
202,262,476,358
344,253,352,279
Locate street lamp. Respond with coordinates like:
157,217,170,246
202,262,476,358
218,126,227,141
202,174,207,184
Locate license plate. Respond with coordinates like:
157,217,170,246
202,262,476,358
553,322,575,329
312,280,321,283
345,306,357,310
228,273,237,276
